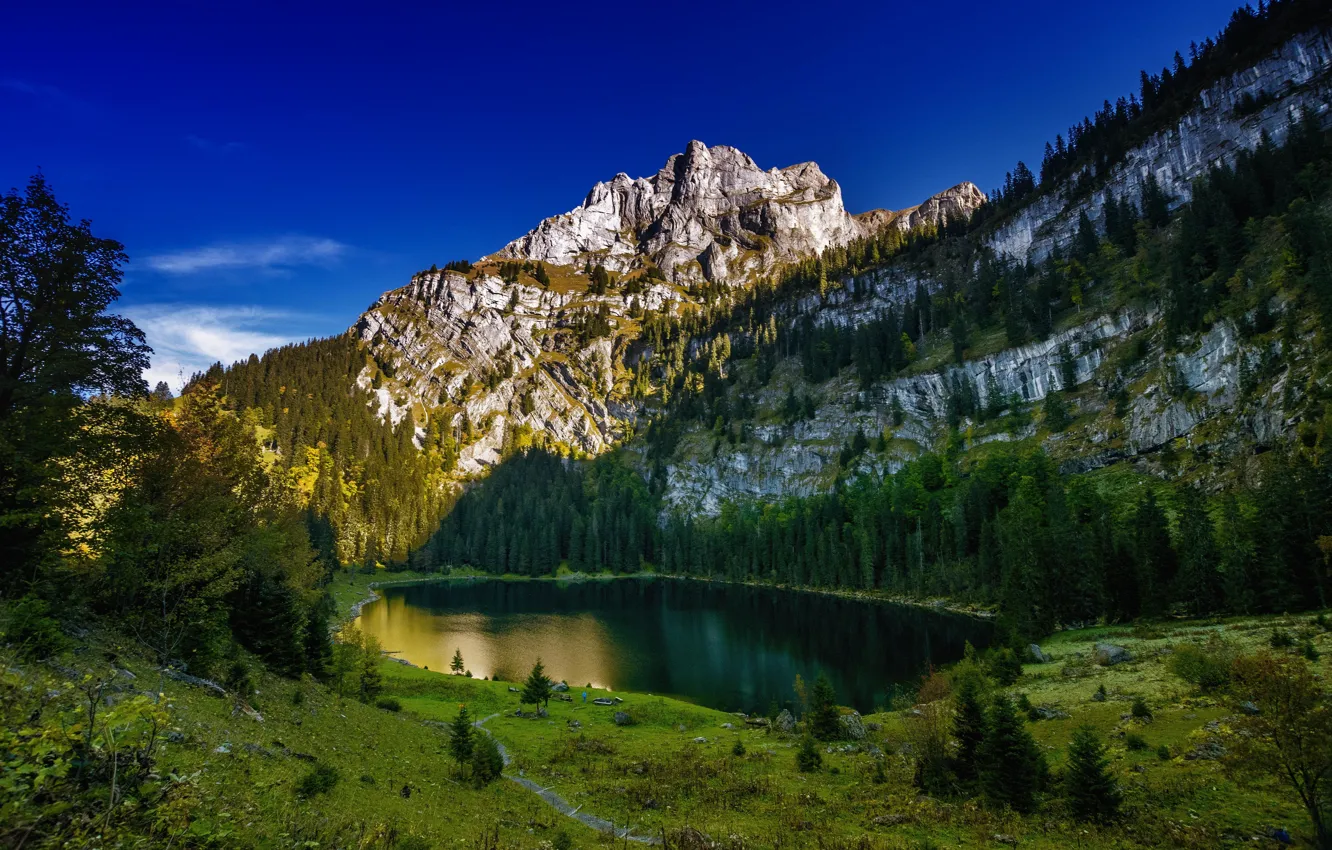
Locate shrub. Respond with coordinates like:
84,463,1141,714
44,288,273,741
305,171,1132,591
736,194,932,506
732,739,746,756
376,697,402,712
552,831,573,850
1169,639,1234,692
1157,744,1171,761
796,736,822,772
1125,733,1149,751
1130,697,1152,720
1303,641,1321,662
296,763,340,798
2,596,68,659
1270,629,1296,649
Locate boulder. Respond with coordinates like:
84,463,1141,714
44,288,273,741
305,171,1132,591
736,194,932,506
775,709,796,734
1240,700,1261,715
551,682,569,692
613,712,633,727
1029,644,1051,663
720,722,733,729
1093,643,1132,666
839,711,867,740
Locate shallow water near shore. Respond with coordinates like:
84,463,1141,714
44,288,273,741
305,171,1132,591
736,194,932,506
356,576,992,713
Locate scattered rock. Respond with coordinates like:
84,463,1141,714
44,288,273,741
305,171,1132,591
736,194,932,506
1240,701,1261,715
1184,741,1227,761
871,814,908,826
613,712,633,727
592,697,616,706
1093,643,1133,666
162,667,227,697
165,731,185,744
1032,705,1070,721
720,722,733,729
508,686,519,693
693,736,708,744
213,743,231,754
676,723,687,732
775,709,796,734
992,835,1018,847
241,743,273,757
1029,644,1051,663
551,682,569,692
567,719,582,730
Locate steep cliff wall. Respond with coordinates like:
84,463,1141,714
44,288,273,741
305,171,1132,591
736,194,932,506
989,28,1332,261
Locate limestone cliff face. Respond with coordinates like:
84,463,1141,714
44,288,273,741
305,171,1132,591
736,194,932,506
496,140,981,287
988,28,1332,261
355,270,654,473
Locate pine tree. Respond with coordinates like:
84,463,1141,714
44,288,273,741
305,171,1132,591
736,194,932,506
449,704,474,771
521,658,551,710
979,696,1046,813
451,647,465,674
471,733,504,785
1065,724,1121,822
808,672,841,741
952,675,988,786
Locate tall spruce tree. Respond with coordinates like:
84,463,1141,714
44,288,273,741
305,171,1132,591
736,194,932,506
449,704,475,772
979,696,1046,813
1065,724,1122,822
952,676,988,786
807,672,841,741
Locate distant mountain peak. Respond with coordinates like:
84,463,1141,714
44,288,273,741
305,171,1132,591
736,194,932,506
495,142,975,287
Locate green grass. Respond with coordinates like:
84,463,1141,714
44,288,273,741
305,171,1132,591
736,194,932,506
8,601,1325,848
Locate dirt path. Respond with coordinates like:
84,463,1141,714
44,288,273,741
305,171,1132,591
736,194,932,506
473,713,660,845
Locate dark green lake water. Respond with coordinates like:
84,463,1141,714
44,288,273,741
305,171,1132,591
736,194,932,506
356,577,992,713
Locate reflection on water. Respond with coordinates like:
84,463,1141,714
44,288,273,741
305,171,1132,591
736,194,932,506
356,577,992,713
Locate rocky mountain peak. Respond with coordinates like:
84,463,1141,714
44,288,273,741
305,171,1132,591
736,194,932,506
495,141,870,287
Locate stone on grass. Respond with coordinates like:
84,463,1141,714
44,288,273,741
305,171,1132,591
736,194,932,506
1093,643,1132,666
613,712,633,727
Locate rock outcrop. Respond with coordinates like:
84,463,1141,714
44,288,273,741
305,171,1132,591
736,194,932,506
988,28,1332,261
497,140,981,287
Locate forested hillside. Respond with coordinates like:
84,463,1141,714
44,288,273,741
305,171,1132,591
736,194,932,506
423,82,1332,640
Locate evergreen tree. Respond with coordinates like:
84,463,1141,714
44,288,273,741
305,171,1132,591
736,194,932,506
449,704,475,771
979,696,1046,813
796,735,823,773
471,733,504,785
1065,724,1122,822
521,658,551,710
952,675,988,786
451,647,465,674
807,672,841,741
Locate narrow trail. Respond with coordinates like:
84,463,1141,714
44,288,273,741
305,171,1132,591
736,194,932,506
473,713,661,845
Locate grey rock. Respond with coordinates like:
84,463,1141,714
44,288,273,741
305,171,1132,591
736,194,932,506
613,711,633,727
839,711,867,740
1029,644,1051,664
1240,700,1261,715
1093,643,1133,666
551,682,569,692
774,709,796,734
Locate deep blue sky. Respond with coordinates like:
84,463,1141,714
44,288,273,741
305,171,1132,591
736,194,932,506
3,0,1242,388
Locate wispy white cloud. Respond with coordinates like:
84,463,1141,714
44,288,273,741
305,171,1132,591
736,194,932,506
2,78,97,116
186,134,247,155
124,304,317,391
143,235,348,275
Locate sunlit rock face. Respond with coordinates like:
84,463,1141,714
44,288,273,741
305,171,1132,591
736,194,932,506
497,140,982,288
352,144,981,474
988,29,1332,262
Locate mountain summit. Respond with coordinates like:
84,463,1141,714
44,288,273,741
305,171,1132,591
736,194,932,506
496,140,982,287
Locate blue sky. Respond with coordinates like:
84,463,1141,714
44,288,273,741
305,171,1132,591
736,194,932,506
3,0,1242,388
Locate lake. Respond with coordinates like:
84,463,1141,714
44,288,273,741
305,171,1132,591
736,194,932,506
355,577,992,713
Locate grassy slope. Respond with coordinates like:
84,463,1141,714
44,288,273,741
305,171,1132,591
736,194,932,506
379,612,1319,849
14,573,1317,849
